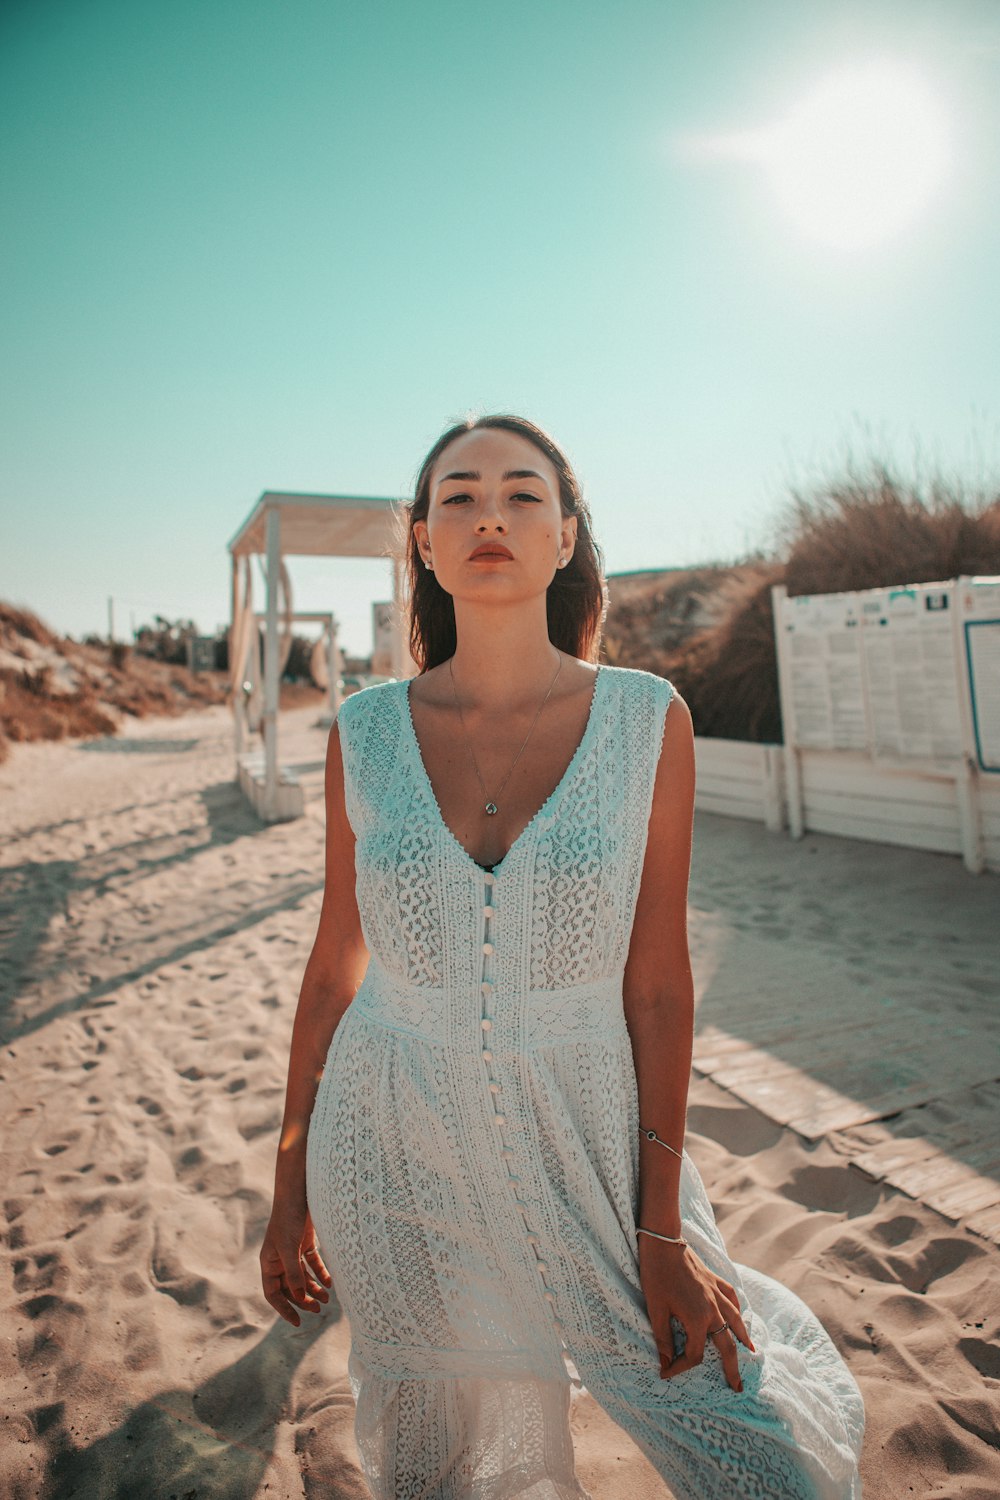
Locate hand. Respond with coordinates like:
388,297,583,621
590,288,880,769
638,1235,755,1393
260,1201,332,1327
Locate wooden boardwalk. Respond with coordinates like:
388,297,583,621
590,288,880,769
687,812,1000,1247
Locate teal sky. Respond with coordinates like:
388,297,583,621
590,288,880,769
2,0,998,657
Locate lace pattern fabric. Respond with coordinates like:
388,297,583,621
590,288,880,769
306,665,865,1498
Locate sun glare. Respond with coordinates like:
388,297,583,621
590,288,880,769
682,60,952,254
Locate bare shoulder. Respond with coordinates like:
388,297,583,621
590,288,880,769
652,682,695,812
653,681,692,768
660,682,693,753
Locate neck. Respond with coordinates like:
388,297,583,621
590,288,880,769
447,598,561,714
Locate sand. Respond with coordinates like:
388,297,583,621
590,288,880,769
1,701,998,1499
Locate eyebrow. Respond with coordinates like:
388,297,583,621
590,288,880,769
436,468,546,485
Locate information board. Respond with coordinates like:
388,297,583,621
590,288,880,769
778,579,972,763
858,584,964,761
781,591,867,750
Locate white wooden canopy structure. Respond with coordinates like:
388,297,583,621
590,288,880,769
227,490,415,822
252,610,344,726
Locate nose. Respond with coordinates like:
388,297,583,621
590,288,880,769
476,501,507,533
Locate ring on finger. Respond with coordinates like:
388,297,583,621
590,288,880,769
708,1321,731,1338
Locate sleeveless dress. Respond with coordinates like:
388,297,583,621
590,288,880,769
305,665,865,1500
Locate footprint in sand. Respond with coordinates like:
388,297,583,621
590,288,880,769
957,1337,1000,1382
17,1292,88,1374
784,1161,882,1215
869,1213,924,1248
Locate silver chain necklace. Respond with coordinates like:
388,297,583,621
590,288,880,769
448,651,563,816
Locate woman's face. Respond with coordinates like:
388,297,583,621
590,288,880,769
414,427,577,605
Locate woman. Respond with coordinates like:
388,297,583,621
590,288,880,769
260,414,866,1498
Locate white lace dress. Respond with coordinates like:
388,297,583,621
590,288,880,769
305,665,865,1499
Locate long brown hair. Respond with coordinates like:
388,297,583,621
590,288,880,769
396,414,608,673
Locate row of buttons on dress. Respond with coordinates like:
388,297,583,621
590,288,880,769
479,869,562,1328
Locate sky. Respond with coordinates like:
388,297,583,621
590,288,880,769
2,0,999,658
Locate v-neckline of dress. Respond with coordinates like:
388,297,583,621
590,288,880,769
402,665,606,879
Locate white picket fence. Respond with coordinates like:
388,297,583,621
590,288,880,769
693,736,1000,875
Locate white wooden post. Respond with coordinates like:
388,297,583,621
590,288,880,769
951,577,985,874
390,555,404,678
955,759,984,874
329,618,341,717
264,505,281,820
762,745,785,832
771,583,804,839
230,552,244,756
329,619,343,715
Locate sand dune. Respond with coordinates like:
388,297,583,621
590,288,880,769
2,703,998,1498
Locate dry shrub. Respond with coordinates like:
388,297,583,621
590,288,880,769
0,603,61,648
1,600,228,748
658,565,786,743
605,566,761,669
0,678,119,741
70,698,120,737
779,461,1000,595
18,663,54,697
604,460,1000,744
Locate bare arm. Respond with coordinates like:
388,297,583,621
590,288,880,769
622,689,697,1240
272,716,369,1209
622,691,752,1392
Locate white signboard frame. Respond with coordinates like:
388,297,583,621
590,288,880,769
774,577,1000,772
772,576,1000,873
956,577,1000,774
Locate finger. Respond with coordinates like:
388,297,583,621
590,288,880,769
261,1281,302,1327
713,1326,744,1392
286,1270,324,1310
296,1258,332,1309
684,1330,707,1370
302,1246,333,1289
728,1307,755,1353
280,1251,315,1305
263,1265,322,1318
713,1287,755,1353
660,1332,706,1379
301,1271,329,1304
303,1254,332,1288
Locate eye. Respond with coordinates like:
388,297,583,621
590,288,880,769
441,491,541,505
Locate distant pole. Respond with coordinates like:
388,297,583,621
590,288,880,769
108,596,114,644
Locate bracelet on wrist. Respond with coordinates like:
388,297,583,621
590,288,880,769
636,1226,687,1246
639,1124,684,1159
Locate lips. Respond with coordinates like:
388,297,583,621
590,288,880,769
469,545,514,560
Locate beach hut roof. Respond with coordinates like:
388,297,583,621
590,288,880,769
227,490,403,559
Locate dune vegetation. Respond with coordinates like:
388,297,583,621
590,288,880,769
602,461,1000,743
